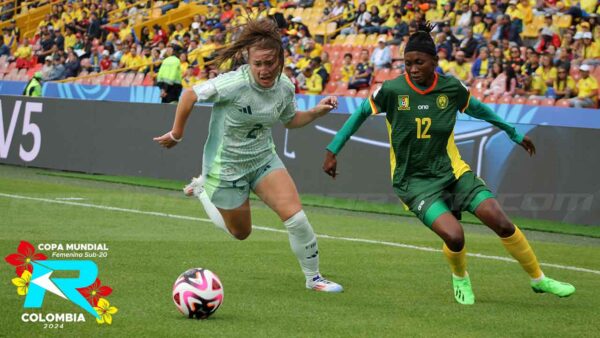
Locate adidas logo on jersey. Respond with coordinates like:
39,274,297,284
239,106,253,115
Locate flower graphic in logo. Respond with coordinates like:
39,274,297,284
4,241,47,276
78,278,113,306
94,298,119,325
11,270,32,296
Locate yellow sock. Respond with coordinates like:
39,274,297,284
443,244,467,277
500,225,543,279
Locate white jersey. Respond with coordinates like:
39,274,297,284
192,65,296,181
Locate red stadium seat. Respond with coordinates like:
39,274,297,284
323,81,338,95
369,83,382,96
540,98,555,106
373,68,391,83
101,73,116,86
142,73,155,86
483,95,498,104
343,89,357,97
356,88,369,98
498,96,512,104
391,47,402,60
389,68,403,79
132,73,145,86
555,99,571,107
527,97,542,106
512,96,527,105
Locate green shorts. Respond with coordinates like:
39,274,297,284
204,155,286,210
397,171,494,228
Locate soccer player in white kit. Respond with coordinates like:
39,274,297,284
154,18,342,292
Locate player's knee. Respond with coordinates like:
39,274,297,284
496,219,515,237
229,227,252,240
444,232,465,252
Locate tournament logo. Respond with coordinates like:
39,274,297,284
397,95,410,111
437,94,449,109
4,240,117,327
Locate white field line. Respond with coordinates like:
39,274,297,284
1,192,599,276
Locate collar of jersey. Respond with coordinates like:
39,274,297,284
405,72,438,95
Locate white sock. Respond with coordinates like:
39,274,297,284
198,191,233,238
284,210,320,280
531,273,545,283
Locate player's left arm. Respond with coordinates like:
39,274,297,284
464,97,536,156
284,96,338,129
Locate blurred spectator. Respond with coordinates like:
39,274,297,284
37,31,55,64
341,2,369,35
553,66,576,100
437,48,450,74
0,38,9,57
535,53,557,86
15,39,33,69
23,72,43,97
54,28,64,52
361,5,385,34
485,62,517,96
389,13,408,45
45,55,66,81
472,47,490,78
284,66,300,93
554,48,572,72
156,46,182,103
569,64,598,108
581,32,600,61
296,66,312,91
41,56,53,78
64,51,81,78
522,51,540,76
305,65,324,94
100,50,112,71
310,56,329,85
340,53,355,83
459,28,479,58
449,50,473,85
348,49,373,90
371,36,392,69
321,51,332,74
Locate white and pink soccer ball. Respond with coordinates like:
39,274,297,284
172,268,224,319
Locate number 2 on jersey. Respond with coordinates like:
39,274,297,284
415,117,431,139
246,123,264,139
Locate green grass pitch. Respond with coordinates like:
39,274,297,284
1,165,599,337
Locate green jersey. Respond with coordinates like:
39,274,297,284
193,65,296,181
327,73,523,201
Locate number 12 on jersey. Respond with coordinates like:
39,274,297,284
415,117,431,139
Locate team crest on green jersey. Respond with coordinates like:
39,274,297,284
436,94,449,109
398,95,410,111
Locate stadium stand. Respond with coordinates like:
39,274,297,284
0,0,599,107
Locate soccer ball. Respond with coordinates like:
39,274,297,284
172,268,224,319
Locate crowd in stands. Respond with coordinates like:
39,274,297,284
1,0,600,108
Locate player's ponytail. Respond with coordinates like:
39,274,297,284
405,21,437,57
214,18,284,75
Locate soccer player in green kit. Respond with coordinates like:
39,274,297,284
323,23,575,304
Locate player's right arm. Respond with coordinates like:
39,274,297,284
153,81,219,148
323,98,375,178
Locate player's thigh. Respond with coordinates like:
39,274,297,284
217,199,252,239
253,168,302,221
204,174,253,236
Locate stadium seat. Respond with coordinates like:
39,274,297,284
323,81,338,95
540,98,555,106
343,89,357,97
498,96,512,104
390,68,403,79
374,68,391,83
91,75,105,86
527,97,542,106
101,73,116,86
391,47,402,61
356,88,369,98
369,83,382,96
555,99,571,107
142,73,155,86
483,95,499,104
132,73,145,86
513,96,527,105
354,34,366,46
331,72,343,82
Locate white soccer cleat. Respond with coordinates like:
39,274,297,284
183,176,205,197
306,275,343,293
